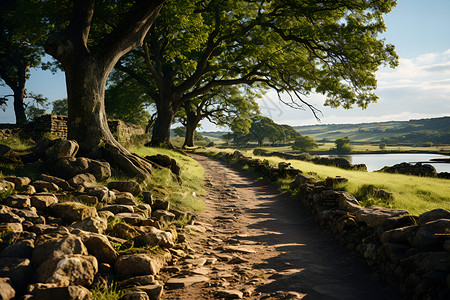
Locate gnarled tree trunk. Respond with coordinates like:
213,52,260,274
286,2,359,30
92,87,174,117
44,0,165,182
13,64,27,124
183,104,200,148
151,99,176,147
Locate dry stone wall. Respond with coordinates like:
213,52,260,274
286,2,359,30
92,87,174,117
210,150,450,300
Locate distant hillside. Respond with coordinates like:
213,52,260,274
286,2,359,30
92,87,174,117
198,131,229,142
292,116,450,143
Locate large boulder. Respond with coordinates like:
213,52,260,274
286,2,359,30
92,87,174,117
412,219,450,250
0,277,15,300
115,252,171,280
0,257,33,290
4,176,31,189
54,157,111,182
84,186,115,204
377,162,437,177
32,235,88,267
73,231,118,264
108,181,142,196
145,154,180,176
114,192,137,206
31,194,59,211
0,239,34,259
68,173,97,189
34,254,98,286
45,140,79,160
86,159,111,182
380,225,418,245
55,157,89,179
70,217,107,234
134,227,174,249
50,202,98,223
31,284,92,300
355,206,409,227
5,194,31,209
418,208,450,225
39,174,72,191
32,180,59,193
100,205,134,215
337,192,361,213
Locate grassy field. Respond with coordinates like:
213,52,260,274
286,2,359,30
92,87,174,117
218,143,450,154
130,146,206,211
202,147,450,215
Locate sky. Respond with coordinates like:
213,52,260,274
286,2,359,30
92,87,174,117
1,0,450,130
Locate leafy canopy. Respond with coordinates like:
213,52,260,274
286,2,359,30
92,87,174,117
292,135,319,152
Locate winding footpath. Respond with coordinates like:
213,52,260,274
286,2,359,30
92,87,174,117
160,155,405,299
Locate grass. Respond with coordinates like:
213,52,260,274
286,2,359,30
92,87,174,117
91,284,125,300
254,154,450,215
0,136,34,152
129,146,206,212
199,148,450,215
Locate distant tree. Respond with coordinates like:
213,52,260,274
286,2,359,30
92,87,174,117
333,137,352,153
24,92,48,121
0,0,47,124
292,135,318,152
221,132,234,145
233,116,299,147
52,98,68,115
173,126,205,142
281,125,302,143
379,142,386,150
176,85,259,147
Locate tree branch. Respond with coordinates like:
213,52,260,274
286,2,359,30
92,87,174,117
97,0,165,72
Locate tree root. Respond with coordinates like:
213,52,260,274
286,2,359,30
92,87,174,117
102,143,153,183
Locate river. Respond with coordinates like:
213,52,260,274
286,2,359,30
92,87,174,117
331,153,450,173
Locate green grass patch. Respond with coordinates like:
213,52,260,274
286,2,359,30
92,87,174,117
0,136,34,152
91,283,125,300
129,146,205,212
250,154,450,215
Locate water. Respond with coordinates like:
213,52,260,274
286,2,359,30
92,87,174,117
341,153,450,173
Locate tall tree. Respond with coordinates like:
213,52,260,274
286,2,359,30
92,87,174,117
113,0,398,147
292,135,318,152
0,0,46,124
177,86,259,147
44,0,165,181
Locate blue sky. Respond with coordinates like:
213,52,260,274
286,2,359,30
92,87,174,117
1,0,450,129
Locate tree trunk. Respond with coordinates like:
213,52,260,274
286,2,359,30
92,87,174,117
13,90,26,124
13,65,27,124
150,100,176,147
65,59,114,153
183,103,200,148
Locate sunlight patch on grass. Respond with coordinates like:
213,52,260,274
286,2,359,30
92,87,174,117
130,146,205,212
251,154,450,215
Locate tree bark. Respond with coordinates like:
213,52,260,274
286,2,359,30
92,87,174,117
150,99,176,147
13,63,27,124
183,103,200,148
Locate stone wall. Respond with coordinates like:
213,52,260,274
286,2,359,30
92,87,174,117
253,148,367,171
0,115,146,144
209,150,450,300
108,119,145,145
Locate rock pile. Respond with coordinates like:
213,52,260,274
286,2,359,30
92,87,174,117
377,162,438,177
212,150,450,300
0,140,196,300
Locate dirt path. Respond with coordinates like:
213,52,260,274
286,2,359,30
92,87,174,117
159,155,405,299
